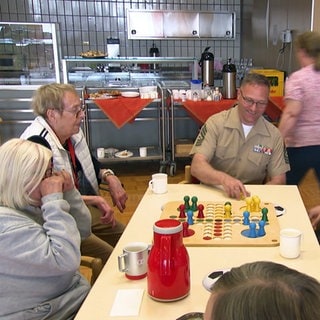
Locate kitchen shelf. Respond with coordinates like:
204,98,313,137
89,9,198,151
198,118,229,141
0,22,61,87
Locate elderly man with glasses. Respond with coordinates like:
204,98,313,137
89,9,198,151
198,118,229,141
20,83,127,264
190,73,290,200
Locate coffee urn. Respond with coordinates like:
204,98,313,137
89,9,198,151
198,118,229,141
199,47,214,87
222,58,237,99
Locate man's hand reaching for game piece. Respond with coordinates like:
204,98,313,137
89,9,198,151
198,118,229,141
221,175,250,200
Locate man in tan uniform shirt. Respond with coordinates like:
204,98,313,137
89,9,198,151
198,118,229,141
190,73,290,199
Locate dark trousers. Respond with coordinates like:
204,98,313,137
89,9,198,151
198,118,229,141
286,145,320,185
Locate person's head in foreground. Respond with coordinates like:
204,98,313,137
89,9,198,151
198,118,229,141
204,261,320,320
0,138,52,208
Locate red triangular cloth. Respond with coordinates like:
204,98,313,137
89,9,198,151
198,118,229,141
93,97,154,128
181,99,237,124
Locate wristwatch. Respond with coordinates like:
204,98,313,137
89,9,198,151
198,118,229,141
102,169,115,181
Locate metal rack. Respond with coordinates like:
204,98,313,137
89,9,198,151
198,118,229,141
62,56,198,173
80,84,167,171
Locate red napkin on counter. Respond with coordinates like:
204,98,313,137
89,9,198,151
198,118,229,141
181,96,284,124
267,96,285,121
93,97,154,128
181,99,237,124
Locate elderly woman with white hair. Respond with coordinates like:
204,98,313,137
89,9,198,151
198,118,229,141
0,138,91,319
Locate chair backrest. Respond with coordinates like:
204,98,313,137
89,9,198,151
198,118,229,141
80,256,103,285
179,165,200,184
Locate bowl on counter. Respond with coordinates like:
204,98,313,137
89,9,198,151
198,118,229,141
139,86,158,99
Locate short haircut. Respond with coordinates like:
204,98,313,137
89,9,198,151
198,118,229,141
295,31,320,70
240,72,271,90
208,261,320,320
31,83,78,117
0,138,52,209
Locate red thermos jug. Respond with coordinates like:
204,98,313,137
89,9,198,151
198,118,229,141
147,219,190,301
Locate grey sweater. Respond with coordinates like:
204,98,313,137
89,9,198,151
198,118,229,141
0,189,92,319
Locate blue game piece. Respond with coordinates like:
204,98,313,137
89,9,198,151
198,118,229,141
248,222,257,238
187,210,194,225
257,220,266,236
243,211,250,225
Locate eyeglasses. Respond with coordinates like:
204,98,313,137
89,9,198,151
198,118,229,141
63,104,86,117
239,89,268,108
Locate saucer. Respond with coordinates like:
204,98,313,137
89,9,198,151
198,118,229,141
115,150,133,158
121,91,140,98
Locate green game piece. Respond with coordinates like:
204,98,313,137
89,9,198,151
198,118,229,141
191,196,198,211
184,195,190,210
261,207,269,222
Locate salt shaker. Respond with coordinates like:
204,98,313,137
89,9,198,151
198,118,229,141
213,87,222,101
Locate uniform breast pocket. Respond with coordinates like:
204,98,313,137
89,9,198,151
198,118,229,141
248,150,270,169
215,145,238,161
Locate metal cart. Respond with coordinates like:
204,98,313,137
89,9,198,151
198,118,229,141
159,80,194,176
81,84,168,172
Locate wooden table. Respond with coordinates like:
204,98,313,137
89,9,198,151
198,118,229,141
75,184,320,320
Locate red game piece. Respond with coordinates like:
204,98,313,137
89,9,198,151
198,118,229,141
179,204,186,218
197,204,205,218
182,221,195,237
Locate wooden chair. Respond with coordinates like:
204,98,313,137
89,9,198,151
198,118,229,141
178,165,200,184
79,256,103,285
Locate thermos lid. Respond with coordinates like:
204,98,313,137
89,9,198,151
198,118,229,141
150,43,159,55
223,58,236,72
199,46,214,66
154,219,182,234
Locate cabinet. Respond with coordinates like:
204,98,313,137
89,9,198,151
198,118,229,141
0,22,61,87
163,12,199,38
127,10,236,40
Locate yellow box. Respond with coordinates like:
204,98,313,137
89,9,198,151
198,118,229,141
250,69,284,96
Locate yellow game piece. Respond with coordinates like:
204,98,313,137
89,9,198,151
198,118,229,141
224,203,232,218
245,197,252,212
252,195,261,212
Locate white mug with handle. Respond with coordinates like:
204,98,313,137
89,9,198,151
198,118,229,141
149,173,168,194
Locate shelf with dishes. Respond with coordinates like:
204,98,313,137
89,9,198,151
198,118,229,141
97,146,163,164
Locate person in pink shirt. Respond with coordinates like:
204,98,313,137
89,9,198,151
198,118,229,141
279,31,320,185
278,31,320,240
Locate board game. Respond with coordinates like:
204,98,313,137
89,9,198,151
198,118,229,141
160,195,280,247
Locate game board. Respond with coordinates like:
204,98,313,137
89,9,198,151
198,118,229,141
160,195,280,247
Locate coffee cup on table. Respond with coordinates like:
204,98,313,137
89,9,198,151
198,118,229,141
139,147,147,157
118,242,149,280
149,173,168,194
97,147,105,159
280,228,302,259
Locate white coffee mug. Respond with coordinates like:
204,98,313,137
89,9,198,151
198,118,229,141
139,147,147,157
280,228,302,259
149,173,168,194
118,242,149,280
97,147,105,159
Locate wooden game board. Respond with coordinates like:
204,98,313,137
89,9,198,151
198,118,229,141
160,198,280,247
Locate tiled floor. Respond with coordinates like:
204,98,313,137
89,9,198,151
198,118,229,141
101,159,189,226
